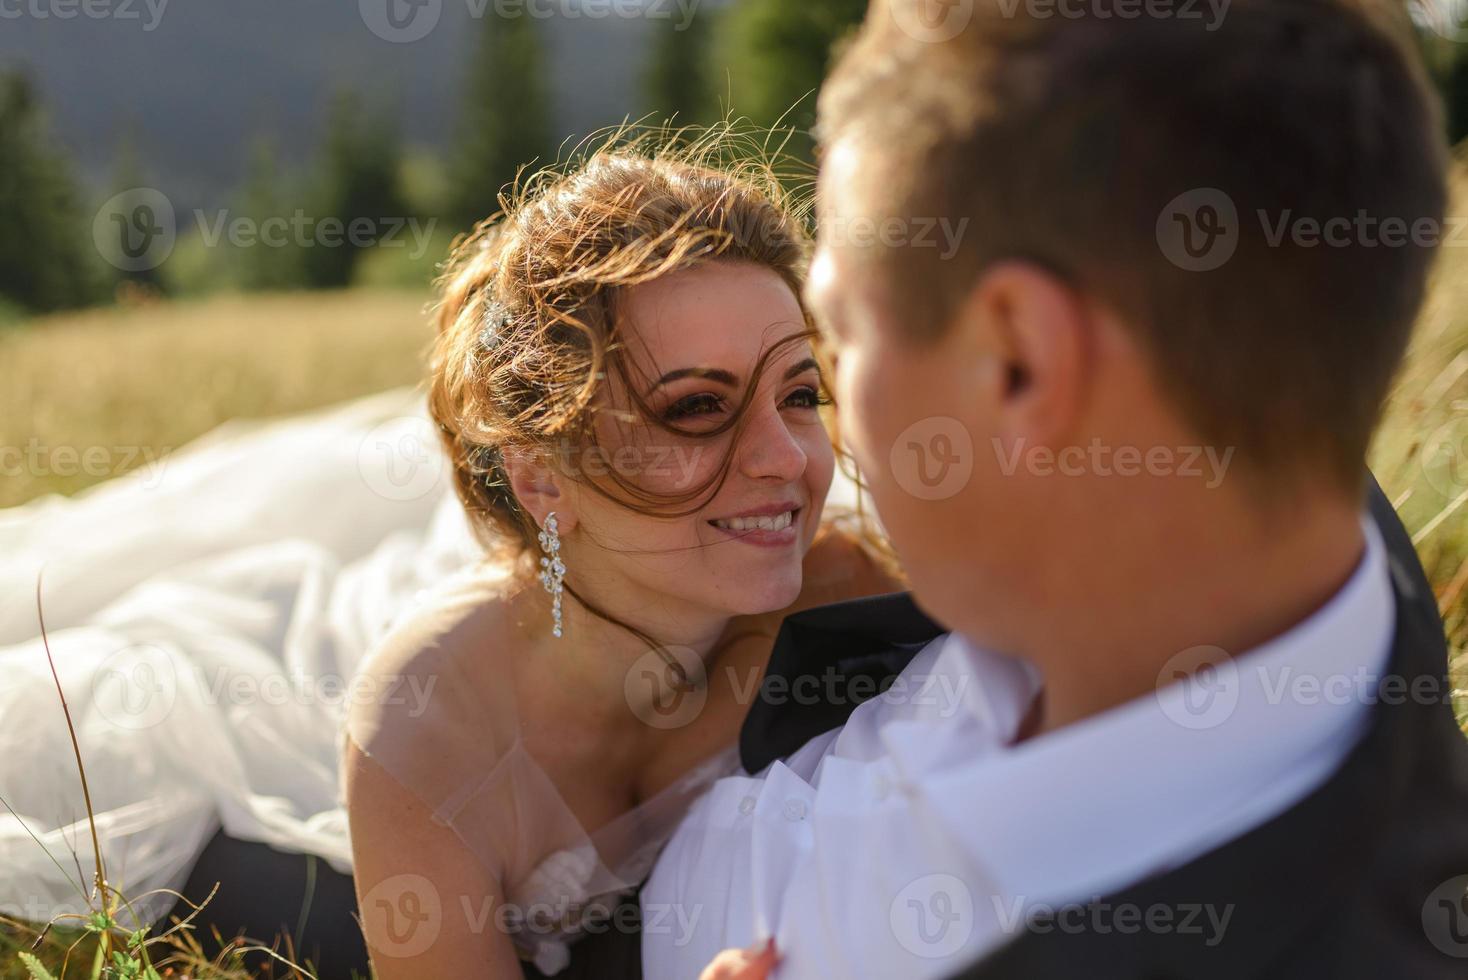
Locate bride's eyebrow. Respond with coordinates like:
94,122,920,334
645,357,821,396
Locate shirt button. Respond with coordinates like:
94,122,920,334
738,795,757,815
782,798,807,821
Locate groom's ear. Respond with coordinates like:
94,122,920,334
501,445,577,532
957,261,1090,445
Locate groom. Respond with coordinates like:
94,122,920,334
630,0,1468,977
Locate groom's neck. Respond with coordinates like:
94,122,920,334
1021,481,1367,737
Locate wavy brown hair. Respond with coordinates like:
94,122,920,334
427,130,892,640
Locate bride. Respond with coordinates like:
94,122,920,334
0,138,898,978
343,143,901,977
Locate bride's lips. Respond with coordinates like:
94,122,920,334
706,502,802,549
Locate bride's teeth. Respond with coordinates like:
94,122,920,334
714,511,793,532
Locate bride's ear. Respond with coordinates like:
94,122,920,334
501,445,577,533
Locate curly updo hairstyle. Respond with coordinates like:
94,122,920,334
428,132,822,581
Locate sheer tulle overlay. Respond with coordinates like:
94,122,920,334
341,569,743,972
1,388,481,930
0,386,774,973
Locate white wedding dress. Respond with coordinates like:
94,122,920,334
2,385,861,972
0,388,494,934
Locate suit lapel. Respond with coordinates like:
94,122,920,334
739,590,947,773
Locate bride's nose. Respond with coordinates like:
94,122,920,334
735,403,808,483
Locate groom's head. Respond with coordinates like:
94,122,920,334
807,0,1448,647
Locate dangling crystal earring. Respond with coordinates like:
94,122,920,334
537,512,566,639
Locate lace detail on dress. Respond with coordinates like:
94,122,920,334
497,743,743,974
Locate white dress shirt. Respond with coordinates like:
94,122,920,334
642,516,1394,979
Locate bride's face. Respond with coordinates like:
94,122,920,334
563,259,836,619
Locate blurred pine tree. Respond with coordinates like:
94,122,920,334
643,6,718,126
301,92,407,290
0,72,109,315
718,0,867,164
447,12,554,233
108,129,167,298
235,137,309,293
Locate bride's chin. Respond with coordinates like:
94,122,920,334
732,574,804,618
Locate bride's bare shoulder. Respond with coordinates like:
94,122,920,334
800,517,907,607
345,563,526,765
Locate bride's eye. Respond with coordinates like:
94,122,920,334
663,393,727,421
783,386,831,410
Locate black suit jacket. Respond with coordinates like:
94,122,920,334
738,478,1468,979
582,478,1468,978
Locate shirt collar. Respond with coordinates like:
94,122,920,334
921,512,1395,906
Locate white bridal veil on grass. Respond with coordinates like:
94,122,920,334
0,387,487,928
0,386,865,931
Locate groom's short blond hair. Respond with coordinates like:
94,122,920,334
818,0,1448,493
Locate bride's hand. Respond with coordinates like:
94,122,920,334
699,937,778,980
